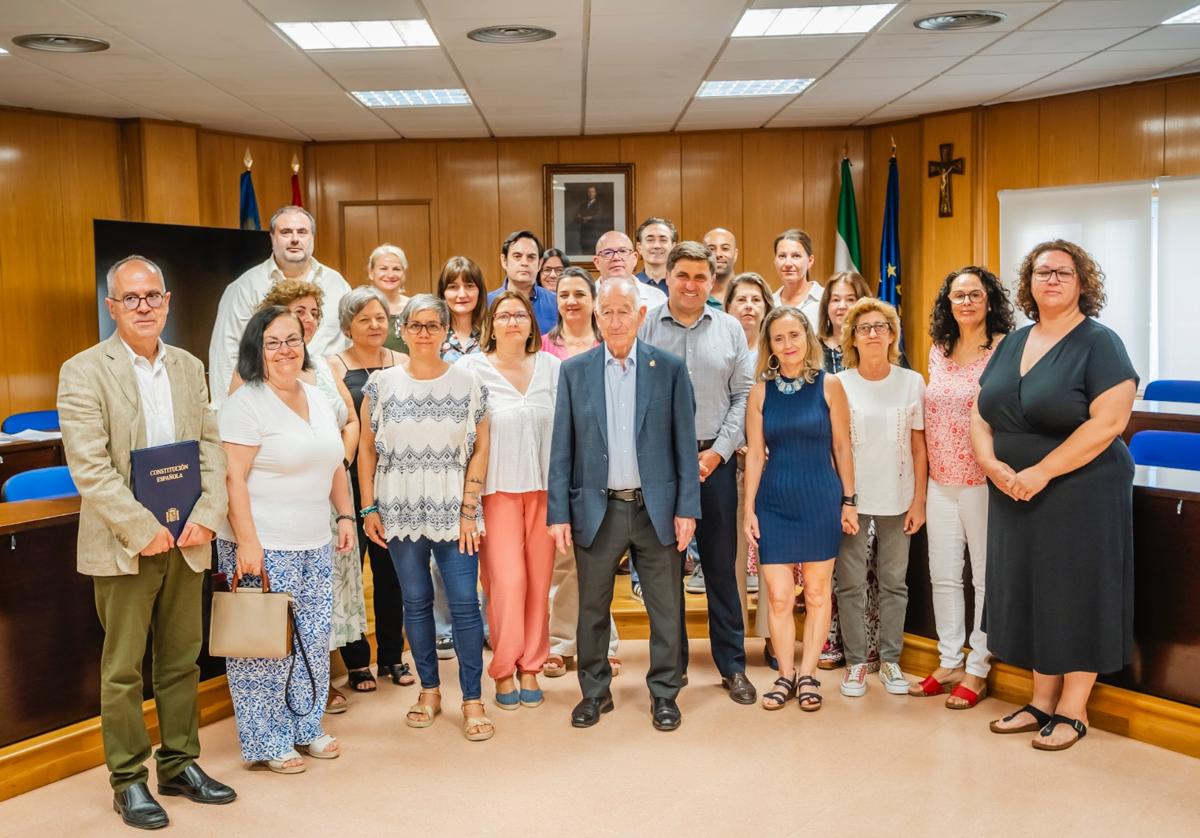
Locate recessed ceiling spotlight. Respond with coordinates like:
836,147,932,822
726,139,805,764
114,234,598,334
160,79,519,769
352,89,472,108
12,34,110,53
697,79,814,98
1164,4,1200,24
914,10,1007,31
466,25,556,44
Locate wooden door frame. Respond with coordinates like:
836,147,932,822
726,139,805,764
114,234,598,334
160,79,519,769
338,199,435,280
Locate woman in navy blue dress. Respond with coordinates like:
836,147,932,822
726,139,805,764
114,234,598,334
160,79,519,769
744,307,858,711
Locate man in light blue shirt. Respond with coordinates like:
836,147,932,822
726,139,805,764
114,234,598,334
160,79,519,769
487,230,558,335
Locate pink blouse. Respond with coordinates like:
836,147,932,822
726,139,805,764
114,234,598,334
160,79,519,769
540,333,599,360
925,345,993,486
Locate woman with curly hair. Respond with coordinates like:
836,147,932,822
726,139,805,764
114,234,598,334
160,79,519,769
973,240,1137,750
910,266,1013,710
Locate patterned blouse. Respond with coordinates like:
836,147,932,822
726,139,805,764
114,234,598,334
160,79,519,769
441,328,480,363
362,364,488,542
925,344,993,487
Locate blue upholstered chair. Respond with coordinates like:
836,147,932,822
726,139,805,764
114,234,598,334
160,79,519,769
1143,380,1200,405
1,409,60,433
1129,431,1200,472
1,466,78,502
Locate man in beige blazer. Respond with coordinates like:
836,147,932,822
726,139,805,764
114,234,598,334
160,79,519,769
58,255,235,830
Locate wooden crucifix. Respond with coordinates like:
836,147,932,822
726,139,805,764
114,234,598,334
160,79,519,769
928,143,964,218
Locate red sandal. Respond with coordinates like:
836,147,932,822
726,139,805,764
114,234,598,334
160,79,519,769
945,683,987,709
908,673,958,697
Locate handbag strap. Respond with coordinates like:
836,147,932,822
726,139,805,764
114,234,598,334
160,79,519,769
231,565,272,593
284,602,318,717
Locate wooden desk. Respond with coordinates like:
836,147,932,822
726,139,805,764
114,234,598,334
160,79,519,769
1122,399,1200,444
0,497,224,748
0,437,66,488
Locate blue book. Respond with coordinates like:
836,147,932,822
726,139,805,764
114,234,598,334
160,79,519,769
130,440,202,541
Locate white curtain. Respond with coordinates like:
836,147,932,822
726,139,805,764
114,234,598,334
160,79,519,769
1156,176,1200,381
998,181,1154,382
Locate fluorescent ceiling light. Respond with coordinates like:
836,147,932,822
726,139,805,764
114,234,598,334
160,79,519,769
1164,5,1200,24
352,89,471,108
732,4,895,36
277,20,438,50
697,79,813,97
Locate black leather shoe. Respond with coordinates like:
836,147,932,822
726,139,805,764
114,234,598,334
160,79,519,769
651,697,682,731
571,696,614,728
722,672,757,705
113,783,169,830
157,764,237,805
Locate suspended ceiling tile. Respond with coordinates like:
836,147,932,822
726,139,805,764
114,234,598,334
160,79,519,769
1022,0,1198,30
947,52,1094,76
979,27,1146,55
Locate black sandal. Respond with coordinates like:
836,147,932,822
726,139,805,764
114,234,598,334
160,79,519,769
989,703,1052,734
796,675,822,712
378,662,415,686
347,667,378,692
761,675,796,711
1032,714,1088,751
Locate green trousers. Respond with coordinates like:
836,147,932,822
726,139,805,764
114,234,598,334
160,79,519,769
92,548,203,791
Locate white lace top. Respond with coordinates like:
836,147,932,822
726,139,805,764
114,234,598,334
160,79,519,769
362,363,488,542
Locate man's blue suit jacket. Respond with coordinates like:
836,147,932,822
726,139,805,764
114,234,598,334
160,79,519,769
547,342,702,549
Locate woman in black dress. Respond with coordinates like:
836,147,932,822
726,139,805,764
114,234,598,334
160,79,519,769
971,239,1137,751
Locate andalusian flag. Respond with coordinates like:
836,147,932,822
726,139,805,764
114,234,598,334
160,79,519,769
835,157,861,273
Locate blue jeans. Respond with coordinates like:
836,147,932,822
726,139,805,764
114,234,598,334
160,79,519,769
388,536,484,700
432,561,489,643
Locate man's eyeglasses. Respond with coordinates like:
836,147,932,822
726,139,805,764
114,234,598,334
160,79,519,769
110,292,165,311
854,322,892,337
1032,267,1077,283
405,321,446,336
493,312,531,325
264,336,304,352
949,290,986,305
597,248,634,260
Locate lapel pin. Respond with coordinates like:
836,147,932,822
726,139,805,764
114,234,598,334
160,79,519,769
649,359,656,367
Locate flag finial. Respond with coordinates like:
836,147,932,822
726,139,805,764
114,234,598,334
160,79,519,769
842,139,849,160
291,153,300,174
243,147,253,170
890,134,896,157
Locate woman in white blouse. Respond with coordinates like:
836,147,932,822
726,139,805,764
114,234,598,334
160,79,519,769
835,298,927,699
459,291,561,710
218,306,356,773
358,295,495,742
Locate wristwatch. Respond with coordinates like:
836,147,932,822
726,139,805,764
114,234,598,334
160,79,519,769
841,494,858,507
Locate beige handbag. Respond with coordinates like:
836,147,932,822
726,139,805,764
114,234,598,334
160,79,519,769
209,568,294,659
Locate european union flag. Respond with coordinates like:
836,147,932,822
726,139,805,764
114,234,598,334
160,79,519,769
879,155,901,309
239,170,261,231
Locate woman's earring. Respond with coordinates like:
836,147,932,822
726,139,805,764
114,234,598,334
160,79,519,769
768,354,780,372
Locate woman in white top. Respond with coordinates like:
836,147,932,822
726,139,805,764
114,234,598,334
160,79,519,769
459,291,561,710
771,229,823,325
358,295,495,742
217,306,356,774
835,298,927,699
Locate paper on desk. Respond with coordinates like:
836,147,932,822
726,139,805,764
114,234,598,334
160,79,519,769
0,429,63,442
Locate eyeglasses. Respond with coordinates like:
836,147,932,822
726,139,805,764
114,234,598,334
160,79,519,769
1032,267,1076,283
405,321,446,336
493,312,531,325
949,290,986,305
264,336,303,352
854,322,892,337
541,266,565,276
110,292,165,310
597,248,634,260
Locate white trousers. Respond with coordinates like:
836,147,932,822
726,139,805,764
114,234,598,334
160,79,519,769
548,547,619,657
926,480,991,677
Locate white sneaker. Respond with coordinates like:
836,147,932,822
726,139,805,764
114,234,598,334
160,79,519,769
685,566,706,594
879,661,909,695
840,663,868,697
746,574,759,594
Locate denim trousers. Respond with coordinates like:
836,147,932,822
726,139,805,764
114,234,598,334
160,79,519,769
388,536,484,700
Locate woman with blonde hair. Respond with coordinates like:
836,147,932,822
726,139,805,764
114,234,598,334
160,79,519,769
367,243,411,353
743,307,857,711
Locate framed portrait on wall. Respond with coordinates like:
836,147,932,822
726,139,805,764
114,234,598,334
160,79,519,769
544,164,635,264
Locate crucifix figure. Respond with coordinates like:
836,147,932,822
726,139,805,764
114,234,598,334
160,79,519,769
928,143,964,218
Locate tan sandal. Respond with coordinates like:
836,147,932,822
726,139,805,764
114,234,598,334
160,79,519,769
462,699,495,741
325,686,348,715
608,656,622,677
296,734,340,759
257,749,305,774
543,654,568,678
406,688,441,728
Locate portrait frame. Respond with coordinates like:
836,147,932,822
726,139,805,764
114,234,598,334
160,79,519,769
544,164,635,265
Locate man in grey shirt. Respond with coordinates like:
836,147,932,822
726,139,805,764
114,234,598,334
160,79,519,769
638,241,756,704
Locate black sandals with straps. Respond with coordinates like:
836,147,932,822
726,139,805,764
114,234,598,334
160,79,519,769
761,675,797,710
989,703,1053,734
796,675,823,712
1032,714,1088,751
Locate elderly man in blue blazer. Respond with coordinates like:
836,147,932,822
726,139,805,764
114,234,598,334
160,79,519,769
548,275,701,731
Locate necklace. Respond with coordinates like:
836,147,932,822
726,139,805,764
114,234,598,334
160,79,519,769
774,373,804,395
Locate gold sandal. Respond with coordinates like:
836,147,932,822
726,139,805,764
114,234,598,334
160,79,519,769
406,688,441,728
462,699,495,741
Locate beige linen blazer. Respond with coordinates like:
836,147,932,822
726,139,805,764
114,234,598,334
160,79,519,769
57,333,227,576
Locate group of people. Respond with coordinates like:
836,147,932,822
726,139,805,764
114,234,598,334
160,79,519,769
59,202,1138,830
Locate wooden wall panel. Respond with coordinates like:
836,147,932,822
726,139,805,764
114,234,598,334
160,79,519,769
557,137,620,164
679,132,743,245
1038,92,1099,186
740,130,804,278
436,141,500,287
1099,84,1166,182
197,132,304,229
139,122,200,225
497,139,558,245
802,129,866,284
1164,76,1200,177
341,205,380,288
376,141,438,201
379,204,434,296
982,101,1039,270
619,134,682,234
308,143,377,274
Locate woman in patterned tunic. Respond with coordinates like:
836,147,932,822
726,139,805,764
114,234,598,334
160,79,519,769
359,294,496,742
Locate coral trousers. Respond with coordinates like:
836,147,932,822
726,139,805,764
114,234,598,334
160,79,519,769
480,490,556,679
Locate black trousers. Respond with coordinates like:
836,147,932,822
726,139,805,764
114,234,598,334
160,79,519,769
680,454,746,678
576,497,683,700
344,467,406,669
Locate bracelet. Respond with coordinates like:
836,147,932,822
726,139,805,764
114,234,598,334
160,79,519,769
460,513,477,522
335,514,354,524
359,505,379,517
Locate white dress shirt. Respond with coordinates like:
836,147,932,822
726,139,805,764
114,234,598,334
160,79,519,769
773,281,824,326
122,338,176,447
207,256,351,408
